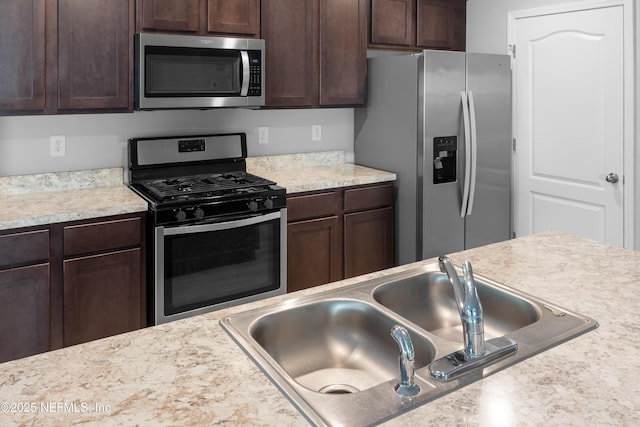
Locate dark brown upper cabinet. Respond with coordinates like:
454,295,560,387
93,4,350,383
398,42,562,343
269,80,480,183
207,0,260,36
318,0,367,106
261,0,316,107
261,0,367,108
0,0,134,115
58,0,133,111
416,0,465,50
138,0,260,37
0,0,46,112
369,0,466,51
370,0,414,46
141,0,200,32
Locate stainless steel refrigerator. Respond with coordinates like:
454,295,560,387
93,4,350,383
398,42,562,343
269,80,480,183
355,50,512,265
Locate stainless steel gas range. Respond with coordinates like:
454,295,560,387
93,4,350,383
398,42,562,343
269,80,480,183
128,132,286,325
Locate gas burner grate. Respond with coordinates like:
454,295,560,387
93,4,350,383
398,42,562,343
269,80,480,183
140,171,275,202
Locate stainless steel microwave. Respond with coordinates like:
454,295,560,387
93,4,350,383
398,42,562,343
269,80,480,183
134,33,265,110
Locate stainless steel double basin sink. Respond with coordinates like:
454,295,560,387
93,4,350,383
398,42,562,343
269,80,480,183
220,262,597,426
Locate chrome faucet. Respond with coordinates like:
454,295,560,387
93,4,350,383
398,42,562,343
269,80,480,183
438,256,485,358
390,325,420,396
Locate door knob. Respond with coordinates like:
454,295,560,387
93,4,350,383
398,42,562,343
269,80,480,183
605,173,620,184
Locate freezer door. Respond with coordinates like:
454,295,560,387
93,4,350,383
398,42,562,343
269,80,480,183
420,50,467,260
464,53,512,249
355,55,420,265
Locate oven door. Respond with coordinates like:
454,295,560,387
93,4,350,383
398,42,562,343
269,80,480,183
154,209,286,324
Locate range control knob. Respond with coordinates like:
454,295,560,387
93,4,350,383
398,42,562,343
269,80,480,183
175,209,187,222
194,207,205,220
264,198,274,209
247,200,259,212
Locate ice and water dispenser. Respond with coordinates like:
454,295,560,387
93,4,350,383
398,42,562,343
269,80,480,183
433,136,457,184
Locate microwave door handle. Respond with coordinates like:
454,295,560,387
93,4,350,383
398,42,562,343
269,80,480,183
240,50,250,96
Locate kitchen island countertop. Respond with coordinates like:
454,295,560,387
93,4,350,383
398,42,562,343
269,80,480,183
0,231,638,426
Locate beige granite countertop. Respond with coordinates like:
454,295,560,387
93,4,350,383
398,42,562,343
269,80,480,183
0,168,148,230
246,151,396,194
0,152,394,230
0,231,638,426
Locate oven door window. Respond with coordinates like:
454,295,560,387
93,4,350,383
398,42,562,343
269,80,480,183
145,46,241,96
163,215,280,316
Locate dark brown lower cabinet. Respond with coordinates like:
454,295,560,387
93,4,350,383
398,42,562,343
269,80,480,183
287,182,395,292
0,213,146,363
287,216,342,293
63,248,142,346
344,207,394,278
0,264,50,363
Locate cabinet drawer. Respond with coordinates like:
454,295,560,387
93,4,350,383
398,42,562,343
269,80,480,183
344,183,393,212
0,230,49,268
64,217,142,256
287,191,341,222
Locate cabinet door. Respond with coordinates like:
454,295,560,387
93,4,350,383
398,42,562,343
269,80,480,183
344,207,394,278
416,0,465,51
207,0,259,37
140,0,200,32
57,0,132,111
261,0,316,107
318,0,367,106
63,248,143,346
287,217,342,292
0,0,46,112
370,0,414,46
0,264,50,363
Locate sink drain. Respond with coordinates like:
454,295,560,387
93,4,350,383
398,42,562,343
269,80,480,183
318,384,360,394
296,368,382,394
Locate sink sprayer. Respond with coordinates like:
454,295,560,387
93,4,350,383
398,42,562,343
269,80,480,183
390,325,420,397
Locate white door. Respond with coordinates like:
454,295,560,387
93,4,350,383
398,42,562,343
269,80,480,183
511,4,627,246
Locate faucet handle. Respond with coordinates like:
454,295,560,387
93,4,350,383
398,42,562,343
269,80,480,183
462,260,475,291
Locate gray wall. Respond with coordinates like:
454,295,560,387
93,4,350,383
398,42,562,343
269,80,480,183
0,108,354,176
466,0,639,249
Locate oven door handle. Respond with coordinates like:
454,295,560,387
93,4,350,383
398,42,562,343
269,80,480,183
162,211,282,236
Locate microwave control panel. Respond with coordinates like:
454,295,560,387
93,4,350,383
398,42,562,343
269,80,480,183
248,51,262,96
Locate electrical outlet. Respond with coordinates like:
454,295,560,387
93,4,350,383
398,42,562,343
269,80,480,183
312,125,322,142
258,127,269,144
50,135,66,157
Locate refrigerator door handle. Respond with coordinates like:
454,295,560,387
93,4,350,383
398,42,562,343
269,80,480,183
460,91,472,218
466,91,478,216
